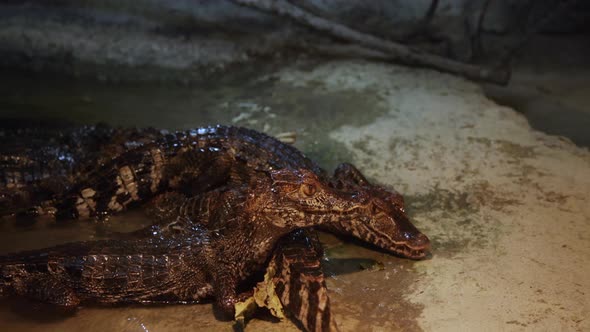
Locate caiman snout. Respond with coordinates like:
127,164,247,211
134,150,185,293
394,227,430,259
407,232,430,253
397,223,431,259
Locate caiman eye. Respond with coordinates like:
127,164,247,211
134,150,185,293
370,202,381,214
301,183,317,196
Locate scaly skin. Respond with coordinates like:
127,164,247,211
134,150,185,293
46,126,324,220
14,125,429,258
0,123,430,331
133,191,339,331
325,163,430,258
0,227,213,307
271,229,339,332
1,168,369,317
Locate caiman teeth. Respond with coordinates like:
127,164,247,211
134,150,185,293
390,243,428,259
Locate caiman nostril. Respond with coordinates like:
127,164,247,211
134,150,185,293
413,233,431,249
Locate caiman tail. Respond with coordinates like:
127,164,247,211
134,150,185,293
0,235,212,308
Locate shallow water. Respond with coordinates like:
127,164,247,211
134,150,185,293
0,66,426,331
0,67,386,170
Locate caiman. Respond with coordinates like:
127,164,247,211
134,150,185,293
1,168,367,313
0,123,430,331
3,124,429,257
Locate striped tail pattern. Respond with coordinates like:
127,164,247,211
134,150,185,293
272,229,339,332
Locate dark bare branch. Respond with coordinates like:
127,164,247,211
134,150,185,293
401,0,439,42
472,0,493,59
232,0,510,85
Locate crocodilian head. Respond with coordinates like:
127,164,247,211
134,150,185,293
265,168,382,228
326,165,431,260
265,167,430,259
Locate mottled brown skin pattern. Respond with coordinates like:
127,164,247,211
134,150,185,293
0,227,213,307
271,229,339,332
0,168,370,319
0,121,161,216
0,124,430,331
1,125,429,259
41,126,430,256
325,163,430,258
142,192,339,332
46,126,324,221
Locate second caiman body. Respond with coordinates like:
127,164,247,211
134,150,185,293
3,125,429,258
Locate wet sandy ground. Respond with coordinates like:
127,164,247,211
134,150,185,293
0,59,589,331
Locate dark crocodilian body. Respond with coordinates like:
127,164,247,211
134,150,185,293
1,168,382,317
0,120,163,216
0,228,212,307
0,124,430,331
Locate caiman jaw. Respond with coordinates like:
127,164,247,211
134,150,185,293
344,204,431,259
269,167,432,259
385,233,430,259
372,215,431,260
333,208,431,260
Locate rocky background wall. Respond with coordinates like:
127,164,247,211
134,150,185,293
0,0,588,82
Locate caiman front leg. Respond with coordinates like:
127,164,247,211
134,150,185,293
211,266,251,318
197,188,255,319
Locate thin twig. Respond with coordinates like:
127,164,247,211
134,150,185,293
402,0,439,42
232,0,510,84
472,0,493,59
